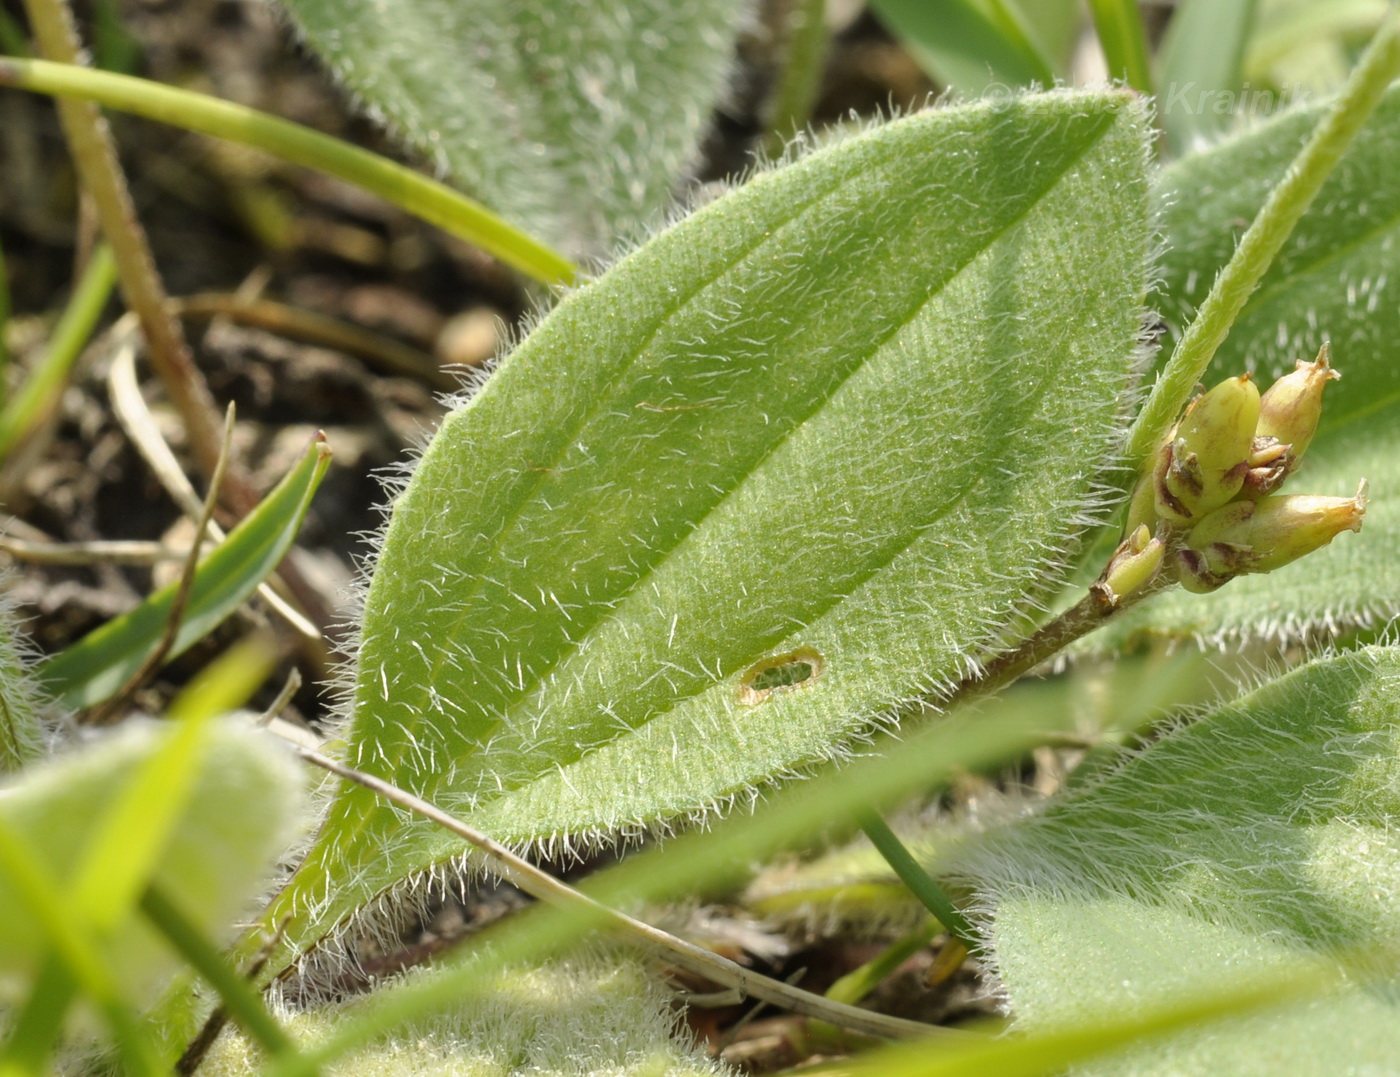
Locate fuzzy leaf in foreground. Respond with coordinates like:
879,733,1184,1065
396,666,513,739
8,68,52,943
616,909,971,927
0,719,302,1008
1092,85,1400,648
276,0,745,258
259,91,1152,974
957,646,1400,1076
202,951,724,1077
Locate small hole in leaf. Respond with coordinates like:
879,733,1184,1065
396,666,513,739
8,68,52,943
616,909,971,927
739,648,824,705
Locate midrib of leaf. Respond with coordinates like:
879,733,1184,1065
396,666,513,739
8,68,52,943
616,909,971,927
350,109,1122,810
459,283,1090,805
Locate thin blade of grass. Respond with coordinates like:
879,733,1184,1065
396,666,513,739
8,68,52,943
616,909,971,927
0,244,115,462
139,886,304,1070
1087,0,1153,94
869,0,1054,93
35,432,331,709
0,57,577,287
0,815,161,1075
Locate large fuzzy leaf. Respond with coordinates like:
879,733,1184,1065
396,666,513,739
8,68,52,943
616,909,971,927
0,719,302,1008
267,91,1152,970
957,646,1400,1075
276,0,747,258
1091,86,1400,649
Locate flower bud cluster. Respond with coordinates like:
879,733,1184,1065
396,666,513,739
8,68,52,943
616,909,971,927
1114,346,1365,599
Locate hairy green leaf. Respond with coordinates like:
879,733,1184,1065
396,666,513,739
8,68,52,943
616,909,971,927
0,592,46,773
958,646,1400,1075
37,434,330,710
266,91,1152,970
0,719,303,1009
276,0,746,257
203,951,723,1077
1093,86,1400,649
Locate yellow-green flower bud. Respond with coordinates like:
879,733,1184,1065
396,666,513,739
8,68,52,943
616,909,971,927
1258,345,1337,452
1154,375,1260,525
1123,455,1162,536
1178,481,1367,591
1098,524,1165,606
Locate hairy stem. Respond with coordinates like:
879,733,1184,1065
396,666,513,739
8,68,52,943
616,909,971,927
20,0,227,482
1126,4,1400,472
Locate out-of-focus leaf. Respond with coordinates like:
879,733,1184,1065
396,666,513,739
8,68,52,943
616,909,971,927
1091,85,1400,650
201,952,724,1077
957,646,1400,1076
1087,0,1153,94
274,0,747,258
869,0,1060,94
36,434,330,710
0,719,303,1007
1159,0,1258,155
1246,0,1385,89
261,90,1153,980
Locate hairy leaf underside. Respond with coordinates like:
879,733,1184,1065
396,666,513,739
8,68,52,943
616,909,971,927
1096,86,1400,647
959,646,1400,1075
275,0,747,257
271,92,1152,964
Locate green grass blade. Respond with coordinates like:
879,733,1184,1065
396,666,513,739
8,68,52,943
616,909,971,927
0,58,576,287
0,815,161,1075
1159,0,1258,156
0,243,116,462
139,886,302,1065
835,953,1359,1076
0,229,11,383
68,708,218,932
36,433,331,709
166,632,278,723
869,0,1055,93
1087,0,1153,94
